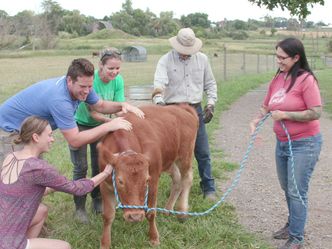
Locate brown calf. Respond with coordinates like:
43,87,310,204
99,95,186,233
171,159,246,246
98,104,198,248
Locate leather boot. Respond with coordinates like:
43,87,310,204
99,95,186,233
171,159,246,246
74,195,89,224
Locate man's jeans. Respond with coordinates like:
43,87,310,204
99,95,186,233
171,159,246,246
195,105,215,194
275,133,322,241
69,124,100,199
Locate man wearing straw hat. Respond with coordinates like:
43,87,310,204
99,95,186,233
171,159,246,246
152,27,218,201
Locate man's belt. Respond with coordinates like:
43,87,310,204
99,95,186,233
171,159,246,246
166,102,201,108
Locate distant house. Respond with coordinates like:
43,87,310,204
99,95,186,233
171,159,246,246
216,19,227,29
122,46,147,62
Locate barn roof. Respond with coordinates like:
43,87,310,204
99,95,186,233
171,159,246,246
122,46,147,62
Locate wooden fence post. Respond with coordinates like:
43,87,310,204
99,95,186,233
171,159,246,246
242,53,246,73
257,54,260,73
223,45,227,81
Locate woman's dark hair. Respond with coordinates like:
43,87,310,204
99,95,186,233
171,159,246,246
14,116,49,145
275,37,317,92
66,58,94,82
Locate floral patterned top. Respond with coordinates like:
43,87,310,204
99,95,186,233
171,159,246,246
0,157,94,249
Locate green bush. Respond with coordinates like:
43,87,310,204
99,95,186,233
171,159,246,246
230,31,249,40
85,29,134,39
327,40,332,52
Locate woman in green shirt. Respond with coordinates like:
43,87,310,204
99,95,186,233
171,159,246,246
69,48,125,223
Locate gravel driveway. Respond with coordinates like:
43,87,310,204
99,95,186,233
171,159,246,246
214,84,332,249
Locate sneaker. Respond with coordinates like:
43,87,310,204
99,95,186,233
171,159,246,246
92,197,103,214
273,223,289,240
278,237,303,249
204,192,217,202
74,209,89,224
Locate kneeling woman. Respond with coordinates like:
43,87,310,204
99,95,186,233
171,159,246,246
0,116,113,249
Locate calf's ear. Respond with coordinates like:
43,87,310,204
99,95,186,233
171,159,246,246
109,153,119,165
97,142,118,167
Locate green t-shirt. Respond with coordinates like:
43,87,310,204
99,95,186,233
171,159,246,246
75,70,125,127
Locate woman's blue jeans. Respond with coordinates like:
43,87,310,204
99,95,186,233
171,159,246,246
275,133,322,241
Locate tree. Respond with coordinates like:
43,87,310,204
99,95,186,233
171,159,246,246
111,0,156,36
0,10,16,48
0,10,8,18
14,10,35,38
247,18,265,30
262,15,274,28
248,0,324,20
233,20,248,30
41,0,65,34
180,13,211,29
59,10,91,36
287,18,300,31
150,11,179,36
273,17,288,28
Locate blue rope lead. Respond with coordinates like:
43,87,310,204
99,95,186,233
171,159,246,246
111,113,304,216
111,113,271,216
280,121,307,208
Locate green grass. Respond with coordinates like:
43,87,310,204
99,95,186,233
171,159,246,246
1,36,332,248
40,71,275,249
42,68,332,249
316,69,332,117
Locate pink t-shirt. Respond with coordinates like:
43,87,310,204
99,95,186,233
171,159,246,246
263,71,321,142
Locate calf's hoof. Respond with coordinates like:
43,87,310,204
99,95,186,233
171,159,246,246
100,244,109,249
150,238,160,247
177,214,189,223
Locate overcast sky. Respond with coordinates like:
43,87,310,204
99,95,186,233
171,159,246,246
1,0,331,24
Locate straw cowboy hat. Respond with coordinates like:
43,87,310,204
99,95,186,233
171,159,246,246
169,28,202,55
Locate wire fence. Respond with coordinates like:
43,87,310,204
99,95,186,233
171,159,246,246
122,50,332,101
209,51,277,81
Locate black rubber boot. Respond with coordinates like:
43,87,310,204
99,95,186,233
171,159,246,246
92,196,102,214
74,195,89,224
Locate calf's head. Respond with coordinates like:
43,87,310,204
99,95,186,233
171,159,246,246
110,151,150,222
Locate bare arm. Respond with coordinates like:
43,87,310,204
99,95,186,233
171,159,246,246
90,110,112,123
249,105,269,134
90,164,113,187
87,104,112,123
91,100,144,119
44,165,113,195
61,118,132,148
44,187,55,196
271,106,322,122
90,99,122,114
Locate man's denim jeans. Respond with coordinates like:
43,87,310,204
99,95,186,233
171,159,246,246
69,124,100,199
275,133,322,241
195,105,215,194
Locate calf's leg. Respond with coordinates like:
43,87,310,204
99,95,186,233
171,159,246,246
165,163,182,211
100,182,116,249
177,167,193,213
146,177,160,246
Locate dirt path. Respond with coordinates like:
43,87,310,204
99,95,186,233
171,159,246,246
213,84,332,249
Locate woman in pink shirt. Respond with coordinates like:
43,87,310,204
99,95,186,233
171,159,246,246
0,116,113,249
250,38,322,249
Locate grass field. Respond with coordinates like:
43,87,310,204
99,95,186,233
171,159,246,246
1,33,332,248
